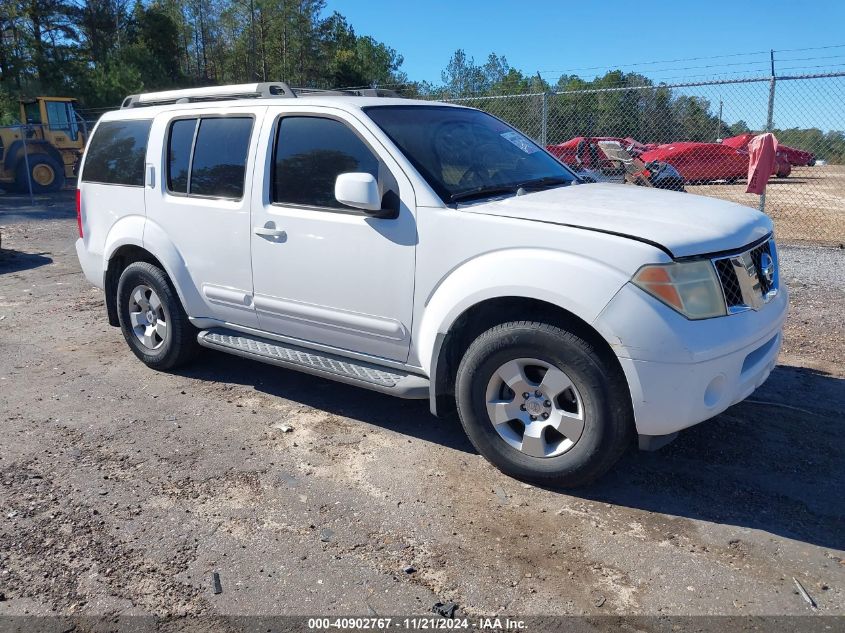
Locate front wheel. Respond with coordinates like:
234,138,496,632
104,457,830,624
455,322,634,487
116,262,199,370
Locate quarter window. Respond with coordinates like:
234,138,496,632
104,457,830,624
166,117,253,199
167,119,196,194
273,116,379,209
82,120,152,186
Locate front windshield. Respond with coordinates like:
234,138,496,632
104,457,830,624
364,105,576,204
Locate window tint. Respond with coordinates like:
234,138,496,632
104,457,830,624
82,120,151,186
273,117,379,208
167,118,196,194
190,117,253,198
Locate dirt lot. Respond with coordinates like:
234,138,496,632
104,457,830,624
1,193,844,626
693,164,845,246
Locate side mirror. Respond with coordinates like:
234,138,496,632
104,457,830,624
335,172,382,213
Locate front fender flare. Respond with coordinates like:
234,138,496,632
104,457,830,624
417,248,631,409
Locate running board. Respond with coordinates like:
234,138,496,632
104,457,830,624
197,328,429,399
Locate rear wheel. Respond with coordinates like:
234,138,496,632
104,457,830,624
15,154,65,193
116,262,199,370
455,321,634,487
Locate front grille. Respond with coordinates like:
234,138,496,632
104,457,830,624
749,241,773,294
714,258,743,306
712,238,778,313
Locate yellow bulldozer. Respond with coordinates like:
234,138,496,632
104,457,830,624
0,96,87,193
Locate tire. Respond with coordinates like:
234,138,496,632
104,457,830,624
15,154,65,193
653,176,686,192
116,262,199,370
455,321,634,487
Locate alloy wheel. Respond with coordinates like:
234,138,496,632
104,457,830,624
127,284,168,350
485,358,585,458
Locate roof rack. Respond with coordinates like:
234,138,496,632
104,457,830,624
121,82,400,108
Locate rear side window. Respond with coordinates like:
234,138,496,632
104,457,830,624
167,119,195,194
166,117,253,199
273,116,379,209
82,120,151,186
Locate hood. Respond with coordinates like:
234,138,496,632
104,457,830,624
462,183,773,258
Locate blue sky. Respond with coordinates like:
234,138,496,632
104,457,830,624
327,0,845,85
326,1,844,131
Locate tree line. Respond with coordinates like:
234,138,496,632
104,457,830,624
1,4,842,162
435,51,845,163
0,0,407,119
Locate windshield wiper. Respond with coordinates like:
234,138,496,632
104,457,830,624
449,185,520,204
514,176,572,190
450,177,571,205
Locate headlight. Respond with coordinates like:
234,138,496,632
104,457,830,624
632,260,726,319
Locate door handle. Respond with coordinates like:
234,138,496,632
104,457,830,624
254,226,287,240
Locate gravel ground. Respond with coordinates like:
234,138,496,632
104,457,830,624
0,198,843,626
779,244,845,367
693,165,845,246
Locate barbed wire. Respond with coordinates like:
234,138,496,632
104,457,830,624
535,47,845,79
533,44,845,78
535,50,771,76
774,43,845,53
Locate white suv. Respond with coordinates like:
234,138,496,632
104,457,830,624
75,83,787,486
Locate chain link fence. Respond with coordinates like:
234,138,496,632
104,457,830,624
0,121,91,201
442,72,845,246
2,77,843,245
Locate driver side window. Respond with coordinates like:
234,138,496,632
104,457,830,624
273,116,379,210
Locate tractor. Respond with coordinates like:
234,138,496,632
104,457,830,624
0,96,87,193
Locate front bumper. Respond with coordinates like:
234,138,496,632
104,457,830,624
594,281,788,437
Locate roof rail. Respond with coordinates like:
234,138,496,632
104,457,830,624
354,88,401,97
121,82,294,108
121,82,401,108
293,87,401,98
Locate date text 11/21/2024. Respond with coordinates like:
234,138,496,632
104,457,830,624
306,617,527,630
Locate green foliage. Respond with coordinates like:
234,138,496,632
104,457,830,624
435,49,842,163
0,0,406,114
728,120,752,135
0,4,839,164
774,128,845,164
75,58,144,108
0,86,19,124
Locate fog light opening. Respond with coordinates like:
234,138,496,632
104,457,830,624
704,374,727,408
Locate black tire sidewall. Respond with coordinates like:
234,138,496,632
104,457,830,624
456,323,631,486
116,262,187,370
16,155,65,193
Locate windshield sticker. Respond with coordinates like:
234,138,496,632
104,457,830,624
501,131,539,154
